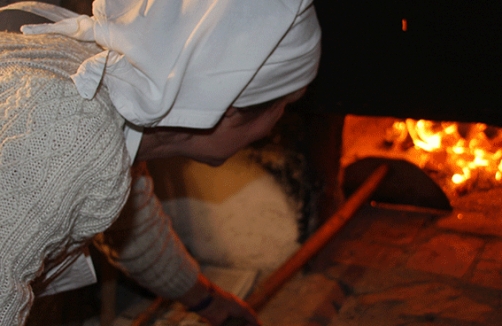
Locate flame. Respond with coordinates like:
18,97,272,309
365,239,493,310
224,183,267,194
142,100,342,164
407,119,442,151
390,119,502,191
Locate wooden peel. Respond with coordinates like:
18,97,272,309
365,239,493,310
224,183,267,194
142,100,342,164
132,164,389,326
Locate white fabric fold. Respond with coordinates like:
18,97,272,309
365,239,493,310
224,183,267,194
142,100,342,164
70,49,108,99
22,14,96,40
0,1,77,22
12,0,321,129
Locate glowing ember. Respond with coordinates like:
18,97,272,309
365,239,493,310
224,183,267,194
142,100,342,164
388,119,502,193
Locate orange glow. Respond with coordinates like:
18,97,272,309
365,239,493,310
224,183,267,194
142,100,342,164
389,119,502,192
402,19,408,32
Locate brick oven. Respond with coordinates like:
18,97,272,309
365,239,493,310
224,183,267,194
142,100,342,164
276,1,502,324
305,0,502,220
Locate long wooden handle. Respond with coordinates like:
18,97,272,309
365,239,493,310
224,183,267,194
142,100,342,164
133,164,389,326
245,164,388,311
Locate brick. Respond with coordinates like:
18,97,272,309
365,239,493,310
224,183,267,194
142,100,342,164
259,273,344,326
361,214,425,245
357,283,493,323
480,240,502,261
329,239,404,269
406,234,484,278
436,210,502,238
470,260,502,290
469,241,502,290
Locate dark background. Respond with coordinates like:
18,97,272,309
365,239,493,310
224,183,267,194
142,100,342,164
310,1,502,125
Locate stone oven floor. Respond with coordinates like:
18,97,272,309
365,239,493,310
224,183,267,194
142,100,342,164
258,187,502,326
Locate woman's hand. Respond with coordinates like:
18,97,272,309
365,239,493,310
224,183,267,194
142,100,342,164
178,273,261,326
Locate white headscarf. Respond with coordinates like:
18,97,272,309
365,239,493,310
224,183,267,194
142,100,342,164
2,0,320,158
15,0,320,126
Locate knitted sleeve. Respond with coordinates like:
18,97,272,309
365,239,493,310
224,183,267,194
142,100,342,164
0,33,131,324
94,162,201,299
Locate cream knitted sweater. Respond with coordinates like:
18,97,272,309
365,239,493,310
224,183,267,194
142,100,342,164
0,33,199,325
94,162,200,301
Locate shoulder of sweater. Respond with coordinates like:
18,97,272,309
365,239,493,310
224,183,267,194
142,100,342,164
0,31,103,61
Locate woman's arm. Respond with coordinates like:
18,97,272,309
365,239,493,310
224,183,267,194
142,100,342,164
94,162,260,325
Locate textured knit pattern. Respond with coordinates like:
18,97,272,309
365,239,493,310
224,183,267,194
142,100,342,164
94,162,200,299
0,32,131,325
